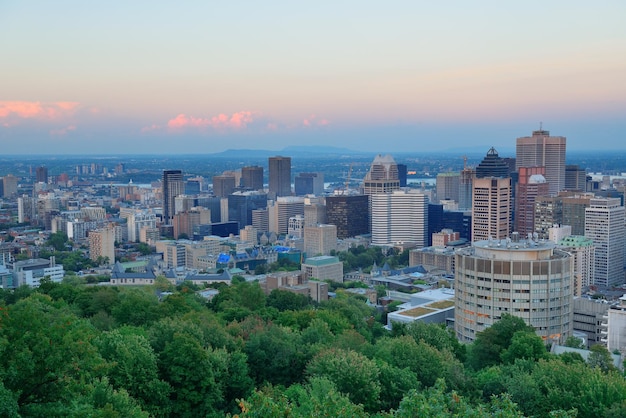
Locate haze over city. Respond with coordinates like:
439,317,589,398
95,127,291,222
2,1,626,154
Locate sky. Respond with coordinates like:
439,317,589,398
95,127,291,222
1,1,626,154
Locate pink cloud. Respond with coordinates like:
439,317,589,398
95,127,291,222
0,101,79,120
166,111,256,130
302,114,330,127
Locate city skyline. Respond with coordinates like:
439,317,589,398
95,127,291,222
2,2,626,154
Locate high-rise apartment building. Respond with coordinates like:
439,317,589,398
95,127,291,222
515,167,549,236
241,166,264,191
585,197,625,287
516,129,566,196
371,190,428,247
268,156,292,199
162,170,184,225
326,194,369,238
362,154,400,195
304,224,337,256
455,237,573,343
88,224,116,265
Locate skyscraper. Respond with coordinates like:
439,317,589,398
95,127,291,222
362,154,400,195
472,148,511,242
371,190,428,247
162,170,184,225
36,166,48,183
212,175,236,198
516,129,566,196
514,166,549,236
326,194,369,238
436,172,460,203
268,156,291,199
241,166,264,191
585,197,625,287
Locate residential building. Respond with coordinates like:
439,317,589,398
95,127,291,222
304,224,337,256
558,235,595,297
455,237,574,343
88,224,116,264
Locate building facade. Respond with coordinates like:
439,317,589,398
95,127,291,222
162,170,184,225
584,197,625,287
516,129,566,196
268,156,292,199
371,190,428,247
455,238,574,343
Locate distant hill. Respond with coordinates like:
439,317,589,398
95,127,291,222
210,146,366,159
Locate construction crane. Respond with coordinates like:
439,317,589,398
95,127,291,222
344,162,353,193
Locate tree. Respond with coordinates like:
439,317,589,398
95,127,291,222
267,289,312,311
564,335,586,349
0,294,108,414
96,329,172,417
500,331,547,364
46,231,68,251
306,348,381,412
587,344,616,372
468,313,535,370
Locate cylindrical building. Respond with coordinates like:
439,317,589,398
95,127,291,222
455,237,573,344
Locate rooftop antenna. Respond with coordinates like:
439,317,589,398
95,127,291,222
539,121,543,130
461,155,468,170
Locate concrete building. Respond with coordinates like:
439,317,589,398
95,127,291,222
565,165,587,192
573,297,609,347
10,257,64,287
436,172,460,204
304,223,337,256
387,288,456,328
127,210,157,242
455,237,574,343
241,165,264,191
558,235,595,297
605,295,626,354
459,167,474,211
295,172,324,196
268,196,305,235
371,190,429,248
325,194,369,238
212,175,237,198
288,215,305,239
228,191,268,229
409,246,457,274
304,202,327,226
585,197,625,287
88,224,116,265
516,129,566,196
362,154,400,195
515,167,549,236
162,170,184,225
268,156,292,199
302,255,343,283
432,229,460,247
472,177,511,242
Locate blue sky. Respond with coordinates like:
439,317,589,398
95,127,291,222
1,1,625,154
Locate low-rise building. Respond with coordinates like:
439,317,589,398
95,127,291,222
302,255,343,283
